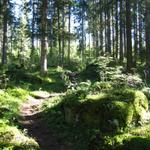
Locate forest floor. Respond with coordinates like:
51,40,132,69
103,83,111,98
19,92,68,150
1,65,150,150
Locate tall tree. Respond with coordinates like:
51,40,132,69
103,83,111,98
40,0,48,75
133,1,138,66
68,0,71,62
31,0,36,58
126,0,133,71
2,0,8,65
145,0,150,67
115,0,119,59
119,0,123,62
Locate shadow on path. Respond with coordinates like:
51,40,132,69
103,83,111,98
19,96,67,150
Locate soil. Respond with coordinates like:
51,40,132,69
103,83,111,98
19,94,68,150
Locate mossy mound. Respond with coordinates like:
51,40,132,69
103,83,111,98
80,63,100,81
120,137,150,150
79,57,115,81
0,123,39,150
111,123,150,150
63,88,148,132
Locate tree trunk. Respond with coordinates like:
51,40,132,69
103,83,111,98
107,2,111,54
126,0,133,72
138,2,143,63
31,2,35,59
145,0,150,67
62,3,65,66
40,0,48,75
115,0,119,59
2,0,8,65
68,1,71,62
57,7,61,65
133,2,138,66
119,0,123,62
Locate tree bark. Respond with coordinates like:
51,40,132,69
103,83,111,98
119,0,123,62
68,1,71,62
2,0,8,65
40,0,48,75
126,0,133,72
115,0,119,59
145,0,150,67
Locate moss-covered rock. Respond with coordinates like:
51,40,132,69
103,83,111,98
63,88,148,132
120,137,150,150
0,123,39,150
89,122,150,150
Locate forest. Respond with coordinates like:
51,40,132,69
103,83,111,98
0,0,150,149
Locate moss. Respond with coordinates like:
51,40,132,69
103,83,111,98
64,107,77,123
125,104,134,125
63,88,148,132
0,93,20,120
113,133,150,150
90,121,150,150
6,88,29,100
99,122,150,149
80,100,129,130
121,137,150,150
86,93,107,100
0,123,39,149
133,91,149,121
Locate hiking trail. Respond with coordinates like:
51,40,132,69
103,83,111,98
19,92,67,150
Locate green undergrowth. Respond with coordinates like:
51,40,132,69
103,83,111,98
0,88,28,122
0,66,67,149
42,84,149,150
5,66,66,92
88,123,150,150
0,88,39,149
40,59,150,150
76,57,144,89
0,60,149,150
43,89,150,150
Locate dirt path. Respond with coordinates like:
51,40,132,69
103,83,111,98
19,94,66,150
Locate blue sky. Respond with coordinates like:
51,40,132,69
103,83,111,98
12,0,22,17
